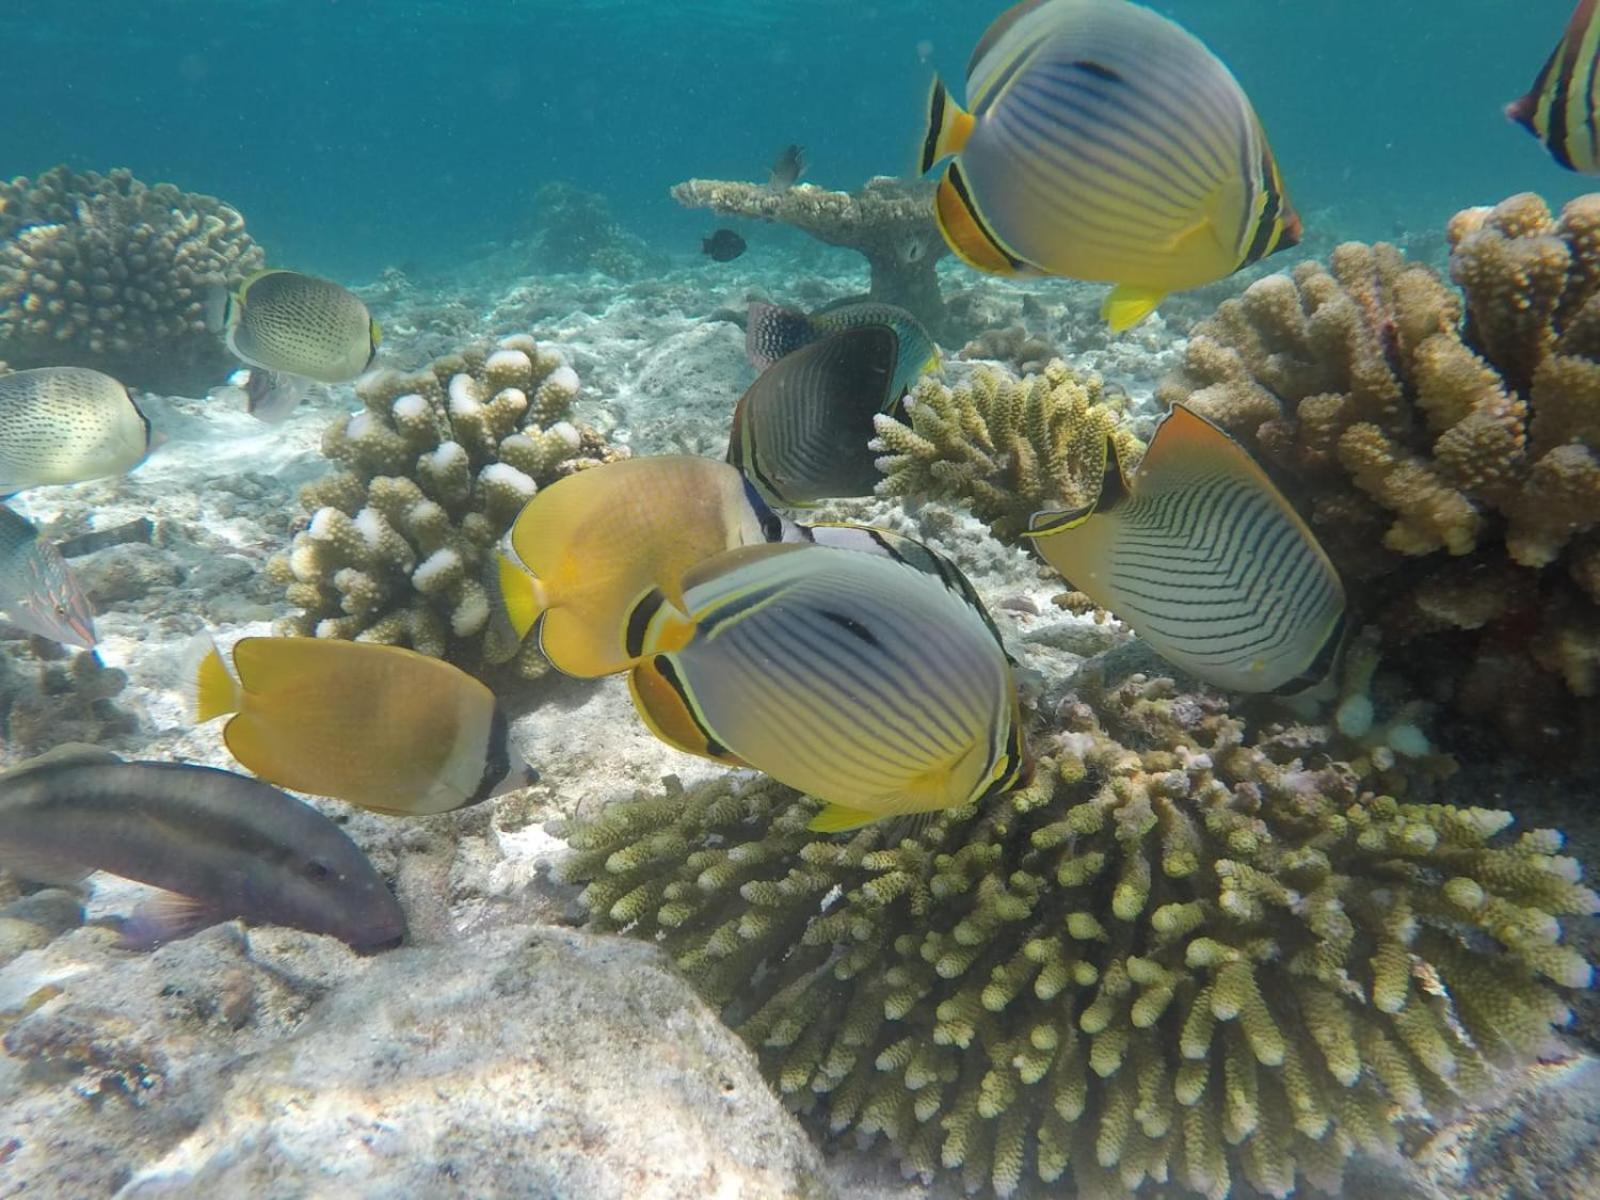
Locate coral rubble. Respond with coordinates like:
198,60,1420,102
268,334,626,677
873,359,1142,543
559,672,1596,1200
671,176,951,338
0,641,138,766
0,166,264,394
1155,192,1600,752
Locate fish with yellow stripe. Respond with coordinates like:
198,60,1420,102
187,635,535,815
1026,403,1345,693
623,541,1030,832
1507,0,1600,172
919,0,1301,332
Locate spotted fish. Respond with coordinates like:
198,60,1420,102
0,367,151,494
211,269,380,383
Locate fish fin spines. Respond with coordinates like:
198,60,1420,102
807,802,882,833
935,164,1023,276
497,552,548,641
1101,285,1165,332
183,633,240,723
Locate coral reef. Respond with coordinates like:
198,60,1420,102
268,334,627,677
559,671,1596,1200
671,176,951,338
873,360,1143,543
960,324,1059,377
528,181,653,279
0,166,264,394
1154,192,1600,752
0,641,138,766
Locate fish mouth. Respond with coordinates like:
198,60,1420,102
352,928,407,955
62,613,98,650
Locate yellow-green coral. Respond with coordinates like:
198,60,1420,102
268,333,626,676
872,360,1143,542
1155,193,1600,751
558,673,1595,1200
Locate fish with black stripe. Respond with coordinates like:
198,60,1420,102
1507,0,1600,172
1025,403,1345,693
623,541,1030,831
919,0,1301,332
745,297,941,405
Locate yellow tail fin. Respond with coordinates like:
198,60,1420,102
919,75,975,174
497,552,549,640
182,633,241,723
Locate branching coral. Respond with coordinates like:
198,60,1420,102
1155,193,1600,751
671,176,950,338
872,360,1143,542
558,672,1595,1200
0,166,264,394
267,334,626,677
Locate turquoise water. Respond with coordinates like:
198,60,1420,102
3,0,1593,276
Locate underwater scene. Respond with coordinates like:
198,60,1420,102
5,0,1600,1196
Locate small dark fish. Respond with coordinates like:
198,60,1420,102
768,143,807,191
0,750,407,953
1507,0,1600,172
702,229,747,262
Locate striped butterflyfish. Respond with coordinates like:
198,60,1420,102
746,298,941,403
496,455,790,678
1025,403,1345,694
1507,0,1600,172
210,269,381,384
623,541,1031,832
728,324,902,507
918,0,1301,332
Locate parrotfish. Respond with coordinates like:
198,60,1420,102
1026,403,1345,693
1507,0,1600,172
624,541,1030,831
209,268,380,384
745,297,940,403
919,0,1301,331
188,635,535,815
0,747,406,952
0,367,151,494
497,455,789,678
727,324,902,506
0,502,96,649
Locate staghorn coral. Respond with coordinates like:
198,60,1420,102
873,360,1143,543
671,176,951,338
0,166,264,394
1155,193,1600,752
558,672,1596,1200
267,334,627,677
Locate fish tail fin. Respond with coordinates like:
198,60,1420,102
920,75,974,173
497,551,550,641
202,284,232,334
1101,285,1165,332
807,801,882,833
183,632,241,723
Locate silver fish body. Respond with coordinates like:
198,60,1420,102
0,502,96,648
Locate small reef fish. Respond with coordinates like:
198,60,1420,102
624,542,1030,832
1507,0,1600,172
768,143,807,190
0,746,406,952
207,366,314,424
497,455,789,677
0,503,96,649
188,635,535,815
208,268,381,384
919,0,1301,331
1026,403,1345,693
728,324,902,506
702,228,747,262
745,297,940,403
0,367,151,493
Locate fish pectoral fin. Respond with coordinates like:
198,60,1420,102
1101,285,1165,332
806,802,882,833
119,889,229,951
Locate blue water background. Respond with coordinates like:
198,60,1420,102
4,0,1593,282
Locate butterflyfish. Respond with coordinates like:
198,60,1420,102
0,502,96,649
497,455,790,677
769,143,807,190
919,0,1301,332
0,367,151,494
187,635,535,815
209,268,380,384
1026,403,1345,694
745,297,941,404
624,542,1031,832
208,366,314,424
728,324,902,506
0,748,405,952
1507,0,1600,172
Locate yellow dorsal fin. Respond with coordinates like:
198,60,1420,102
497,552,548,641
183,633,242,723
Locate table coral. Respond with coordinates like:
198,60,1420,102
1155,193,1600,751
872,360,1143,543
558,672,1596,1200
268,334,626,677
0,166,264,394
671,176,951,338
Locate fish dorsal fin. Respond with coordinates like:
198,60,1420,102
1140,403,1266,492
627,657,747,767
0,742,122,780
675,541,812,604
967,0,1055,81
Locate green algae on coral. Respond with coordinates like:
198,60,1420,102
557,672,1596,1200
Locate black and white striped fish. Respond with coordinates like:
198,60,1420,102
1507,0,1600,173
1026,404,1345,694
